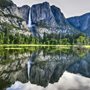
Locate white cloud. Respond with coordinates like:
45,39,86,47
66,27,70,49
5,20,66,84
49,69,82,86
7,71,90,90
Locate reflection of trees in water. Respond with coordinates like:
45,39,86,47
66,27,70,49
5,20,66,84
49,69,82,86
0,47,89,89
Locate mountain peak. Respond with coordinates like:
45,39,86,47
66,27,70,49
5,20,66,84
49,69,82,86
31,1,50,8
31,1,57,28
51,5,66,25
42,1,50,5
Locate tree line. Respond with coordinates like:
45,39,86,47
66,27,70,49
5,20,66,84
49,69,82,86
0,31,90,45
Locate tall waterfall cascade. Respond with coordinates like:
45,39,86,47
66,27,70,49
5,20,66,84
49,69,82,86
28,9,32,28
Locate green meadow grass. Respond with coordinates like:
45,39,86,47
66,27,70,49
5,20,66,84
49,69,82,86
0,44,90,49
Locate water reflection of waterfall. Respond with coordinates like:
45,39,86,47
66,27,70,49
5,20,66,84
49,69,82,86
27,60,32,79
27,52,37,79
28,9,32,28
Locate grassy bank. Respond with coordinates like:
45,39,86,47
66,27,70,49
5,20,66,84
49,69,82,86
0,44,89,46
0,44,90,49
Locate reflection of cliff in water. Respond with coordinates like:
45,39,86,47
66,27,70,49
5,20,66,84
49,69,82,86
27,49,87,87
0,47,89,89
67,52,90,78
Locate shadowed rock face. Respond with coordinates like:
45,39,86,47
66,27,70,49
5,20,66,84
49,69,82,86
31,2,57,28
0,1,31,36
0,0,81,38
0,3,28,30
0,0,13,8
51,5,66,26
67,13,90,36
27,2,79,37
30,2,68,28
0,48,85,89
18,5,30,24
11,1,79,37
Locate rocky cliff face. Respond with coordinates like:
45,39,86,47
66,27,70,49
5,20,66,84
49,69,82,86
17,2,80,37
28,51,81,87
0,0,31,36
51,5,66,26
0,0,13,8
30,2,69,28
31,2,57,28
18,5,30,24
25,2,79,37
0,0,81,38
67,13,90,36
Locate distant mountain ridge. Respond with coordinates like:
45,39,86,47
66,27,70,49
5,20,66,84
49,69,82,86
67,13,90,36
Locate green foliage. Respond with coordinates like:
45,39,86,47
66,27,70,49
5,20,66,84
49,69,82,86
0,21,90,45
0,30,90,45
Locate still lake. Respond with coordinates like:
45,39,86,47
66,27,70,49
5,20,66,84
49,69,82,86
0,46,90,90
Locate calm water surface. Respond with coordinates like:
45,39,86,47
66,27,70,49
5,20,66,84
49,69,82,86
0,46,90,90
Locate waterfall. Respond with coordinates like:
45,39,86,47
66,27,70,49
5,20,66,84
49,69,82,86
28,9,32,28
